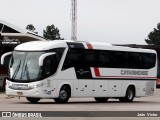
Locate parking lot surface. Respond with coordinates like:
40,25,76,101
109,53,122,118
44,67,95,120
0,89,160,120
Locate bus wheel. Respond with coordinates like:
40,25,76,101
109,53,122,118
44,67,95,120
119,86,135,102
94,97,108,103
54,86,70,103
26,97,40,103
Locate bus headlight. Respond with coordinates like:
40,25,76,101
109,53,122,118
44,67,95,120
31,83,44,89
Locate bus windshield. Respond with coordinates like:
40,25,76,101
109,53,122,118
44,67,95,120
9,51,44,81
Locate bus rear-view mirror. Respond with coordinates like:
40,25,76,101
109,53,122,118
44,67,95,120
39,52,56,66
1,52,12,66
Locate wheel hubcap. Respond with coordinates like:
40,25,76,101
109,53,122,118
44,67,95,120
127,90,133,100
59,90,67,100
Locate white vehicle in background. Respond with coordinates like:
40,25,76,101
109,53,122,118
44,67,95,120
1,40,157,103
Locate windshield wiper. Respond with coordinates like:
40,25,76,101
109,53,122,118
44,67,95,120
12,61,21,80
24,63,30,80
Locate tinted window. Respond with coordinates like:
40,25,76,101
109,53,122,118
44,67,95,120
54,48,65,65
63,49,113,69
142,53,156,69
62,49,156,70
62,49,81,70
113,51,127,68
42,48,64,78
128,52,143,69
82,50,96,67
97,51,113,68
43,55,58,78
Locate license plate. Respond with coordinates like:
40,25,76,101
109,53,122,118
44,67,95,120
17,92,23,96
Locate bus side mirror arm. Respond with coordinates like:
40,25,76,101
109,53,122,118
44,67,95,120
39,52,56,66
1,52,12,65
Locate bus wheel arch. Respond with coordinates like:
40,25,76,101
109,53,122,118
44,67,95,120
54,84,71,103
61,84,71,97
119,85,135,102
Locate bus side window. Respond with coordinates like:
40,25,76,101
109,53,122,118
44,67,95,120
44,59,52,75
62,49,81,70
43,55,58,78
82,50,95,67
142,53,156,69
97,51,112,68
128,52,143,69
113,51,127,68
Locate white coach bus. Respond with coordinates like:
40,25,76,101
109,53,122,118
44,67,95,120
1,40,157,103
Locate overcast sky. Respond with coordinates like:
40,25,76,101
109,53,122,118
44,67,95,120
1,0,160,44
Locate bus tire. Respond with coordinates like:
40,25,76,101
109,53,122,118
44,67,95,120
54,86,70,103
94,97,108,103
26,97,40,103
119,86,135,102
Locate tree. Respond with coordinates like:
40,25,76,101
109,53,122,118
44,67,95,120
43,24,63,40
145,23,160,45
26,24,36,32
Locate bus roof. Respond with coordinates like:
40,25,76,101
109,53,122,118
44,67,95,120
14,40,156,53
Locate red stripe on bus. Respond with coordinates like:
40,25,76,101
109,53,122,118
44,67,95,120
86,42,101,77
86,43,93,49
94,67,101,77
94,76,156,79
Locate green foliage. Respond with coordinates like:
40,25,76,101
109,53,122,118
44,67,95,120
26,24,36,32
145,23,160,45
43,24,63,40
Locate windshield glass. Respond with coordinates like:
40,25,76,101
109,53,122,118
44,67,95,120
9,51,44,81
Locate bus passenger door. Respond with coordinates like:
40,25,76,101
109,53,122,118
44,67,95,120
41,55,58,97
108,80,122,97
93,80,108,97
